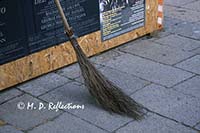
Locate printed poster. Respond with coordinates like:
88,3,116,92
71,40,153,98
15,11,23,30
99,0,145,41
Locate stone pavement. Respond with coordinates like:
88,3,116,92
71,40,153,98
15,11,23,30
0,0,200,133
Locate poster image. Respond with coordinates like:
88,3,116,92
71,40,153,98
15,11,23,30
99,0,145,41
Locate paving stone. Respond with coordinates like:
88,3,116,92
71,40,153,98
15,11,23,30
116,113,197,133
76,67,150,95
120,40,195,65
29,112,107,133
137,29,171,42
55,64,82,79
17,73,70,96
39,82,85,107
163,16,182,32
192,47,200,55
146,30,172,41
155,34,200,51
68,107,132,132
195,123,200,130
40,82,133,132
182,1,200,12
56,63,102,80
101,54,194,87
132,84,200,126
0,88,23,104
163,17,182,33
91,50,123,64
164,0,197,7
0,94,61,130
173,22,200,40
175,55,200,74
0,125,23,133
159,17,183,40
165,6,200,22
174,76,200,99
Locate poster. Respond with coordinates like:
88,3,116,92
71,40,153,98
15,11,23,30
99,0,145,41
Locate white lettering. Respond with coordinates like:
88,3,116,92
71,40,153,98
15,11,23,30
39,102,45,110
0,7,6,14
27,102,34,110
34,0,46,5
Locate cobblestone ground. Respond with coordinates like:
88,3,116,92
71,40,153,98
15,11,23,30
0,0,200,133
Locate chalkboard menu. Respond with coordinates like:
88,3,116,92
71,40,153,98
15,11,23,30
55,0,100,44
0,0,100,65
23,0,57,53
0,0,28,65
24,0,100,53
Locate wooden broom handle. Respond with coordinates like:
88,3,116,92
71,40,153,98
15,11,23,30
54,0,73,36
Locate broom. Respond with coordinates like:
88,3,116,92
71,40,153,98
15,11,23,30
54,0,144,120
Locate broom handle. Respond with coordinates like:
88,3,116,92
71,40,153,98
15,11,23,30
54,0,73,36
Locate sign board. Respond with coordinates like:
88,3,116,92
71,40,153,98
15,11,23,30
55,0,100,44
0,0,99,65
24,0,100,53
99,0,145,41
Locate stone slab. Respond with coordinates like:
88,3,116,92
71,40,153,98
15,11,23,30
56,63,102,80
195,123,200,130
0,94,61,130
101,54,194,87
182,1,200,12
163,17,182,33
174,76,200,99
132,84,200,126
116,113,197,133
155,34,200,51
91,50,123,64
175,55,200,74
55,64,82,80
165,6,200,23
164,0,197,7
173,22,200,40
120,40,195,65
0,88,23,105
29,112,107,133
192,47,200,55
40,82,133,132
0,125,23,133
17,73,70,97
76,66,150,95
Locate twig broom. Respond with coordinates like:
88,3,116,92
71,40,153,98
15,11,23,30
54,0,144,120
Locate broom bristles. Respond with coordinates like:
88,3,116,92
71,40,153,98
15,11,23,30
69,36,144,120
